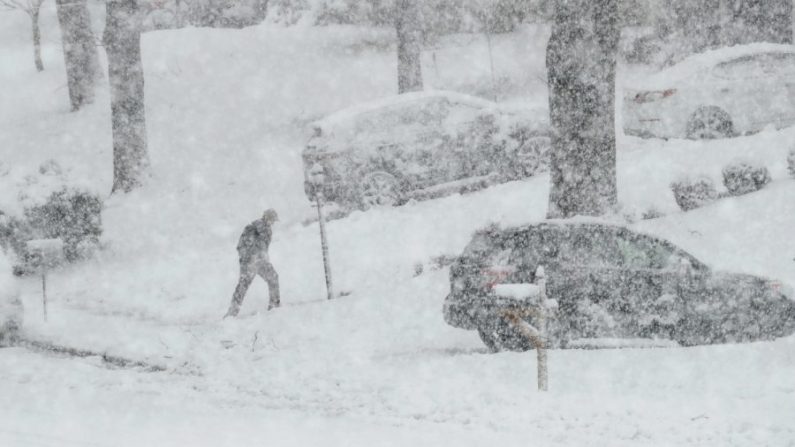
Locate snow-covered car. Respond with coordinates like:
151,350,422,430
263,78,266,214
623,43,795,139
444,221,795,351
0,249,22,345
302,91,550,210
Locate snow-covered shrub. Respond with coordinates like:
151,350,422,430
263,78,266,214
0,212,32,265
268,0,313,25
185,0,266,28
0,249,22,345
670,175,718,211
788,149,795,178
24,188,103,262
641,207,665,220
721,160,771,196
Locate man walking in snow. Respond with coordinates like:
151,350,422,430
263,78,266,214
225,209,280,318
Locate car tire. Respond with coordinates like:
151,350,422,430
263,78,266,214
685,106,734,140
477,327,502,353
358,171,402,210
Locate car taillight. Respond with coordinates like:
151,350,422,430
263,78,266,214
481,265,516,290
633,89,677,104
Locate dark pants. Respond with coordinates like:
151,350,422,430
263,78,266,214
227,256,280,317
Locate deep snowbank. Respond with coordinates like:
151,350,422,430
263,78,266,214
2,8,795,446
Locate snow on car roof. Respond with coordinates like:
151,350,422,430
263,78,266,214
472,217,677,246
311,90,496,133
480,216,632,234
627,42,795,90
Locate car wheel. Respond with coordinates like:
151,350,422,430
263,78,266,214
477,318,535,353
686,106,734,140
358,171,401,210
477,327,502,353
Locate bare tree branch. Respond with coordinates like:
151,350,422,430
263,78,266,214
0,0,44,17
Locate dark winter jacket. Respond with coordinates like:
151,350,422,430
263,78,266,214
237,219,272,262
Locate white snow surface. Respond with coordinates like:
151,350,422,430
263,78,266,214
1,6,795,446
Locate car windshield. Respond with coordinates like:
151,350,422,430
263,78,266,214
713,52,795,80
556,226,622,268
617,236,676,269
617,231,706,271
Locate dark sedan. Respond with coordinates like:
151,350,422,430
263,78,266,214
443,221,795,351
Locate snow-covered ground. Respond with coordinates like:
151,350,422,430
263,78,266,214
2,4,794,446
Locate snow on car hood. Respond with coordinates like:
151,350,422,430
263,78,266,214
625,42,795,91
307,90,548,153
708,271,795,305
311,90,494,134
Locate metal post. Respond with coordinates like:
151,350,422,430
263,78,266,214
315,195,334,301
41,271,48,322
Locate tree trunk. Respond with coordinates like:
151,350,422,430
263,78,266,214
55,0,101,110
545,0,619,219
105,0,149,194
254,0,269,23
731,0,792,44
395,0,423,94
32,11,43,72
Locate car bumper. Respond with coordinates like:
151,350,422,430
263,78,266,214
443,295,482,330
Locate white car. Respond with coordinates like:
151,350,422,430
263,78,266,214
0,249,22,345
623,43,795,139
302,91,550,210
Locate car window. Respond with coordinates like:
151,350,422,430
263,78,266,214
462,228,542,268
617,235,676,269
558,227,621,268
713,54,768,80
758,53,795,77
444,102,485,128
354,98,451,143
462,231,498,259
713,53,795,80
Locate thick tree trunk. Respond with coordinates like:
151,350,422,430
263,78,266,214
395,0,423,94
55,0,101,110
546,0,619,219
31,11,43,72
104,0,149,194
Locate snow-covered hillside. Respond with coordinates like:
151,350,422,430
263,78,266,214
1,4,794,446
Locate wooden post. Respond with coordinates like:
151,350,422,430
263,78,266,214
315,195,334,301
499,266,551,391
535,266,548,391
